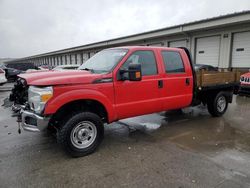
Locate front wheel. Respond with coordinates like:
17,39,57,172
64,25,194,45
57,112,104,157
207,92,228,117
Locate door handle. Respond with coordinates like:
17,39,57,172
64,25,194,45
186,78,190,86
158,80,163,88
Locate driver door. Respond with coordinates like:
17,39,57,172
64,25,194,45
114,50,163,119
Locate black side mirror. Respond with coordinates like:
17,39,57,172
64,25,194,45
128,63,142,81
119,63,142,81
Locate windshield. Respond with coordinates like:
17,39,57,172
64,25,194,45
78,49,128,73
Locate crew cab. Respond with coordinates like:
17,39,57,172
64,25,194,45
10,46,237,157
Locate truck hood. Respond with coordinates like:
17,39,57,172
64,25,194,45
241,72,250,78
18,70,103,86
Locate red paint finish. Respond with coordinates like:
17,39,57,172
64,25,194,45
113,48,163,119
240,72,250,86
158,49,193,110
19,70,100,86
44,82,116,122
21,46,195,123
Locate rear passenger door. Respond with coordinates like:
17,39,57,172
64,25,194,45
160,50,193,110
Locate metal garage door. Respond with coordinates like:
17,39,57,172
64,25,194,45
168,40,187,48
195,36,220,67
76,54,81,64
90,52,95,57
82,53,89,62
66,55,71,64
71,54,76,64
232,31,250,68
148,43,163,47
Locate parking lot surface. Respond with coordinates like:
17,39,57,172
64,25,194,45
0,84,250,188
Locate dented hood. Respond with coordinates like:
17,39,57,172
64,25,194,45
18,70,102,86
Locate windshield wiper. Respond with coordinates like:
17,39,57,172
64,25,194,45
80,68,94,73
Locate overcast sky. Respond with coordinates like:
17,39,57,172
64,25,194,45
0,0,250,58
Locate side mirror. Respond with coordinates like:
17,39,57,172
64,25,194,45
119,63,142,81
128,63,142,81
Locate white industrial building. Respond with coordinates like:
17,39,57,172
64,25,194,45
6,11,250,69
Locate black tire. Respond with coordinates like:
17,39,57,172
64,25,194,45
57,112,104,157
207,92,228,117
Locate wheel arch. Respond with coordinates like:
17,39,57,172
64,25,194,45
49,99,110,129
45,89,116,124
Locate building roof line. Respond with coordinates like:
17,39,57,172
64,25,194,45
6,10,250,63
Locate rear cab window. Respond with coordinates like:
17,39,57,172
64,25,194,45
161,51,186,74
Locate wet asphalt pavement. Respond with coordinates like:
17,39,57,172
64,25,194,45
1,83,250,188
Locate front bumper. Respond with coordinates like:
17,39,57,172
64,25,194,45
239,85,250,95
13,104,50,132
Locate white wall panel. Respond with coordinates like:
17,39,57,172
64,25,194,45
169,40,187,48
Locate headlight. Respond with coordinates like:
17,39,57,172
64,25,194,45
28,86,53,113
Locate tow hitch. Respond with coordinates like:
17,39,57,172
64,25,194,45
13,104,23,134
17,114,22,134
12,104,25,134
11,103,51,132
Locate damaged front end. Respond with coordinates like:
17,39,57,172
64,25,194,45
9,78,50,132
9,78,28,112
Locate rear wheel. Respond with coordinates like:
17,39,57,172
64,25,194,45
57,112,104,157
207,92,228,117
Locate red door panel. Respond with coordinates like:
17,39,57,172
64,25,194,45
113,50,163,119
159,50,193,110
114,76,162,119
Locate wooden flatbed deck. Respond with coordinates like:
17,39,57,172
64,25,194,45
196,69,248,88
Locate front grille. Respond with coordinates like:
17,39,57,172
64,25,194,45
240,76,250,83
239,86,250,95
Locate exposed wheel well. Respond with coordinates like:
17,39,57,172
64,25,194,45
49,99,108,128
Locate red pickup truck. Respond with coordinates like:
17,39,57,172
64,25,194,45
10,46,235,157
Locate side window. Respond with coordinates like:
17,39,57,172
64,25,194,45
122,51,157,76
161,51,185,73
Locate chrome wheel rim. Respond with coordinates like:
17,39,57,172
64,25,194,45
217,96,226,112
70,121,97,149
